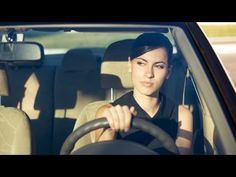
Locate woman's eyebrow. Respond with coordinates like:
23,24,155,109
154,61,167,65
136,57,167,65
136,57,148,62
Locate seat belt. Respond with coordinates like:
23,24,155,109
182,67,190,106
110,88,114,102
182,67,203,111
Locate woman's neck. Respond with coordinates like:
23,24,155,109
133,89,160,117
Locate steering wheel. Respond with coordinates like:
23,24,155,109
60,117,179,155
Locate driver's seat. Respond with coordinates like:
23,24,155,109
71,39,134,152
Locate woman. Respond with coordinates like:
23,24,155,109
95,33,193,155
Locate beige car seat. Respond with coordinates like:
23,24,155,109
71,39,134,152
0,66,33,154
53,49,105,154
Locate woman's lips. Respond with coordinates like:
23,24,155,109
140,81,153,87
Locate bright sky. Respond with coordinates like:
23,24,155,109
198,22,236,25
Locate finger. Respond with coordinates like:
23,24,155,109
104,109,115,130
115,105,125,132
130,106,137,116
123,105,132,132
109,106,120,131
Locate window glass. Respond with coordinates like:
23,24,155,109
198,22,236,91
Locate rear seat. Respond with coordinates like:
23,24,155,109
1,53,56,154
53,49,105,154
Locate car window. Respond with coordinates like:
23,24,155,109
24,30,140,55
198,22,236,92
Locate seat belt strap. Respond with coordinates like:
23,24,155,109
110,88,114,102
182,67,190,105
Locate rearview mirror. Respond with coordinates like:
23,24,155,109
0,42,44,61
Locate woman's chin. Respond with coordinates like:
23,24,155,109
139,88,158,97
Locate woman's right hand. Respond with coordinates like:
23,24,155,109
104,105,137,132
95,104,136,141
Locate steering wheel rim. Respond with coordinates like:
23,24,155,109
60,117,179,155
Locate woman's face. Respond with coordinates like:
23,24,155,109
128,47,170,97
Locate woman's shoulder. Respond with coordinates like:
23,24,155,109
112,91,134,106
96,91,133,118
159,92,177,108
160,92,192,115
178,105,193,118
158,92,179,122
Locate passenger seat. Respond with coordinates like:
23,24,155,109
1,48,56,154
0,65,33,154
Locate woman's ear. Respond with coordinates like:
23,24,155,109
128,57,132,73
166,65,172,79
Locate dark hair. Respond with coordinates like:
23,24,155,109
130,33,173,64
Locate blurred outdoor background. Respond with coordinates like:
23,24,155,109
198,22,236,90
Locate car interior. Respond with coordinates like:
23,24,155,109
0,25,223,155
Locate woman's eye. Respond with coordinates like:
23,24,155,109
137,61,145,65
155,65,165,69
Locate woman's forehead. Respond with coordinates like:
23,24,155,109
138,48,168,62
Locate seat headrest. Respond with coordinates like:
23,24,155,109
103,39,134,61
101,39,134,89
62,49,100,72
0,66,9,96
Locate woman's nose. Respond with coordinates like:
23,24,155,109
144,66,154,78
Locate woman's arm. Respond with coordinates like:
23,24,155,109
95,104,116,142
176,105,193,155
